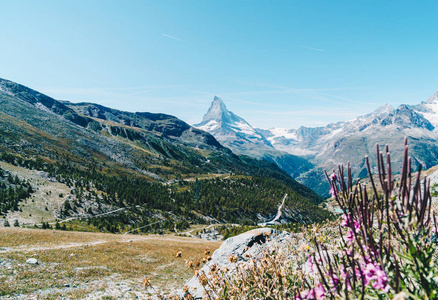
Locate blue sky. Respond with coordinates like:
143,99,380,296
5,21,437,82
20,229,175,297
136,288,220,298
1,1,438,128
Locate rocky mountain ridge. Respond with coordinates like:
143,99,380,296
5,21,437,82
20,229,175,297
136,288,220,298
195,92,438,196
263,94,438,194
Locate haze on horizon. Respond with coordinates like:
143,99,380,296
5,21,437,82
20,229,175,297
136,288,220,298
1,1,438,129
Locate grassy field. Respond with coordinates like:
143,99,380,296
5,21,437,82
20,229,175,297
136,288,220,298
0,227,222,299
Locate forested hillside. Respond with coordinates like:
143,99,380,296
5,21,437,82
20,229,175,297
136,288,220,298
0,78,331,232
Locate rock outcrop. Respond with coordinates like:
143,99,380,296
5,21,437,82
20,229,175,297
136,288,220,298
182,228,290,299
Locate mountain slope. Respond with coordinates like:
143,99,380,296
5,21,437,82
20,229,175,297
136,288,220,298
0,78,330,230
194,97,313,178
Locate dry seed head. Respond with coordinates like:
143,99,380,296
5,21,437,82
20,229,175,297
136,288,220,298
210,264,218,273
185,260,194,269
228,254,238,263
142,277,151,287
198,273,208,286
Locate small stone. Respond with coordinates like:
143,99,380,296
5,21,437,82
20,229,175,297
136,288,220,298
26,258,38,265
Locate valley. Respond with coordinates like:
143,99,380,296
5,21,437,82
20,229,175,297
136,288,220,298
0,78,330,235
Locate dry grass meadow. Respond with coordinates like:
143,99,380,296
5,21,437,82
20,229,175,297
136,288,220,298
0,227,222,299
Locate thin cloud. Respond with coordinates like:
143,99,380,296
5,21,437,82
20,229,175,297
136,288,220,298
300,45,325,52
42,84,190,96
162,33,186,42
126,90,153,96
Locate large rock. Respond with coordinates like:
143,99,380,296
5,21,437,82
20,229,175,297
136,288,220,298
182,228,290,299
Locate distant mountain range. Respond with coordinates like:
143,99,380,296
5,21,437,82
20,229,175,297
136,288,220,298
0,78,329,230
195,93,438,195
3,74,436,209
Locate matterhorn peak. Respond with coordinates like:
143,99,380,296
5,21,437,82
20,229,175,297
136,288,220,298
199,96,237,124
209,95,227,114
194,96,274,150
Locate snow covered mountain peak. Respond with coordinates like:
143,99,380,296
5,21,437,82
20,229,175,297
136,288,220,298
412,91,438,128
200,96,239,124
370,103,394,117
194,96,274,152
194,96,313,178
426,91,438,104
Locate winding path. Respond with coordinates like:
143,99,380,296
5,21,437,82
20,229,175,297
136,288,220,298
258,193,288,226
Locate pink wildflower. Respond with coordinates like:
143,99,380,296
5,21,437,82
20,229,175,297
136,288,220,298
363,263,390,292
329,272,340,287
341,214,349,227
307,255,314,273
329,186,336,198
299,282,325,300
329,172,337,181
340,265,352,290
347,229,354,244
341,214,360,232
314,283,325,299
353,219,360,233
